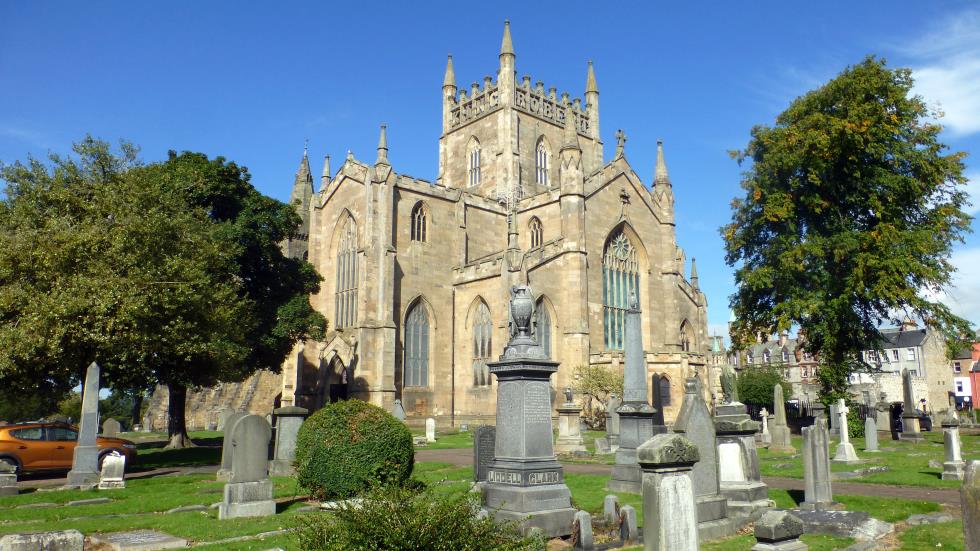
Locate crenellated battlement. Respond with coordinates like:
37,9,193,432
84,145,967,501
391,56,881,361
513,78,591,136
447,75,501,129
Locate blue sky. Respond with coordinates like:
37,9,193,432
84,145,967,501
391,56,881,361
2,1,978,338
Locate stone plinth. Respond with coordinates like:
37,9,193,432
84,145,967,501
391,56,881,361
219,415,275,520
942,413,965,481
638,433,701,551
269,406,307,476
482,356,574,537
66,362,100,488
831,400,860,464
555,403,586,454
715,402,769,519
801,417,834,511
751,510,808,551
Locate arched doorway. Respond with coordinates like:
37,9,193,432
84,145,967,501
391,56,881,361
328,357,350,403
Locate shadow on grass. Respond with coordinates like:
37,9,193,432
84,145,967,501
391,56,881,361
918,471,943,480
276,497,309,513
137,444,222,469
787,489,805,506
136,437,223,450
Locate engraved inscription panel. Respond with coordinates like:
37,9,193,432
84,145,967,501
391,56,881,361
524,381,555,458
495,381,523,458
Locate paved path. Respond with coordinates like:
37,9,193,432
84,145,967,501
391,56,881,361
416,448,962,506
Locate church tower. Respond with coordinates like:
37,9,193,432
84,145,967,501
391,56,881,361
284,147,314,260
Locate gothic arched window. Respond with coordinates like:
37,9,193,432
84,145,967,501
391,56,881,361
535,138,549,186
529,217,543,249
658,374,671,407
334,216,358,329
410,202,427,243
535,297,551,358
468,138,481,187
679,321,692,352
404,302,429,387
473,301,492,386
602,229,640,350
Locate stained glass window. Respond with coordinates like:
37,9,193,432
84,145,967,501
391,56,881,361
404,303,429,387
334,216,358,329
602,231,639,350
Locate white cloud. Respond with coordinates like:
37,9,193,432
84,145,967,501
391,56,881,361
938,247,980,327
964,171,980,216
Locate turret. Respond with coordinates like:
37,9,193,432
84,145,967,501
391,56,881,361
652,140,674,209
442,55,457,134
320,155,331,192
690,257,699,288
559,102,586,249
585,60,602,171
498,20,515,106
376,124,389,166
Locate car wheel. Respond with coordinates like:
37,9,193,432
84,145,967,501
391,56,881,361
0,456,19,474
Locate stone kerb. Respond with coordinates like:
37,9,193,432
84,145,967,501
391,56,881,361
637,433,701,551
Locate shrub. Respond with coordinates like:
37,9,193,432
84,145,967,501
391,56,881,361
296,400,414,500
736,365,793,408
846,403,865,439
296,484,543,551
572,364,623,429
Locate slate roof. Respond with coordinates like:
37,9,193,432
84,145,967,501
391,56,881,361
878,328,927,349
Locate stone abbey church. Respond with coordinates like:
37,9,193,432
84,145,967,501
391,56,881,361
146,22,711,430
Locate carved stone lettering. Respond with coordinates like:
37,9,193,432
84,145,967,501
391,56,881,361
487,470,522,485
524,382,552,425
528,471,560,484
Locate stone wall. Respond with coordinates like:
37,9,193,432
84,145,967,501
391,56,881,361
143,370,282,431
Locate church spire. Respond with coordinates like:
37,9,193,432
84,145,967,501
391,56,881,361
443,54,456,89
654,139,671,186
500,20,515,58
376,124,389,165
586,60,598,94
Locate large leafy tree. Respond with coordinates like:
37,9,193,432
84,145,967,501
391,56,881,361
0,138,326,447
722,57,973,402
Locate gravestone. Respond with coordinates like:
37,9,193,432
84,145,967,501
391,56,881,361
217,408,235,431
831,399,859,464
594,437,612,454
899,369,923,442
269,406,308,476
874,392,891,434
0,530,84,551
603,494,619,523
619,504,638,544
828,403,839,437
0,462,16,496
97,451,126,490
102,418,121,438
751,510,807,551
715,379,769,520
769,384,795,454
573,510,594,550
216,412,247,481
555,389,586,454
472,425,496,482
942,402,965,481
608,292,665,494
638,432,701,551
219,414,275,519
864,416,879,452
801,415,834,511
605,393,621,447
759,408,771,447
963,461,980,551
392,399,406,421
671,377,735,539
66,362,101,488
481,285,575,537
425,417,436,442
89,530,188,550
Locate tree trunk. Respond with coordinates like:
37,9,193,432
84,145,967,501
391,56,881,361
165,383,194,449
130,390,143,429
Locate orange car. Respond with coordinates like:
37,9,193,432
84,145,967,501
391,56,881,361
0,421,137,474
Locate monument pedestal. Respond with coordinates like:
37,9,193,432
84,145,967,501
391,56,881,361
65,445,100,488
941,417,965,481
832,442,861,464
219,480,276,519
715,403,770,519
554,404,586,454
900,414,923,442
607,405,664,494
269,406,308,476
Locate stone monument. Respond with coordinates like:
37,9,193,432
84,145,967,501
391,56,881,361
942,399,965,481
608,291,665,494
831,399,860,464
0,462,16,496
750,510,808,551
97,451,126,490
758,408,771,447
963,461,979,551
769,384,795,454
555,388,587,454
899,369,922,442
714,369,769,519
101,418,121,438
637,432,701,551
874,392,891,434
392,399,406,421
425,417,436,442
482,285,576,537
219,414,275,519
671,377,735,539
864,415,879,452
800,414,834,511
605,393,621,447
217,412,247,481
217,408,235,431
269,406,308,476
66,362,101,488
473,425,496,482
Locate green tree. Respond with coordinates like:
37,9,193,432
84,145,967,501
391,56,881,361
571,364,623,429
736,365,792,408
722,57,973,403
0,138,326,447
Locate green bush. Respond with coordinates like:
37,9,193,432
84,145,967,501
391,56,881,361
847,403,865,439
296,399,414,500
296,484,543,551
736,365,793,408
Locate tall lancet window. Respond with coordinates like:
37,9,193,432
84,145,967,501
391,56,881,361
468,138,481,187
529,217,543,249
535,139,549,186
403,302,429,387
602,230,640,350
472,301,492,386
535,298,551,358
334,216,358,329
679,321,692,352
410,202,427,243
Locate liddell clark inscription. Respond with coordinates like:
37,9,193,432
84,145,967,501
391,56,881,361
488,470,561,485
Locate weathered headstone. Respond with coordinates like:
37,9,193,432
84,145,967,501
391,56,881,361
864,416,879,452
942,402,965,481
0,530,84,551
831,399,859,464
769,384,795,454
801,416,834,511
899,369,923,442
874,392,891,434
573,510,594,550
619,504,638,545
216,411,247,481
638,432,701,551
472,425,496,482
603,494,619,523
219,414,275,519
750,510,807,551
594,437,612,454
66,362,101,488
0,462,17,496
715,379,769,520
963,461,980,551
609,292,665,494
216,408,235,431
759,408,771,446
101,418,121,438
482,285,575,537
555,389,586,454
671,377,735,538
392,399,406,421
269,406,308,476
425,417,436,442
606,393,621,447
89,530,188,550
98,451,126,490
